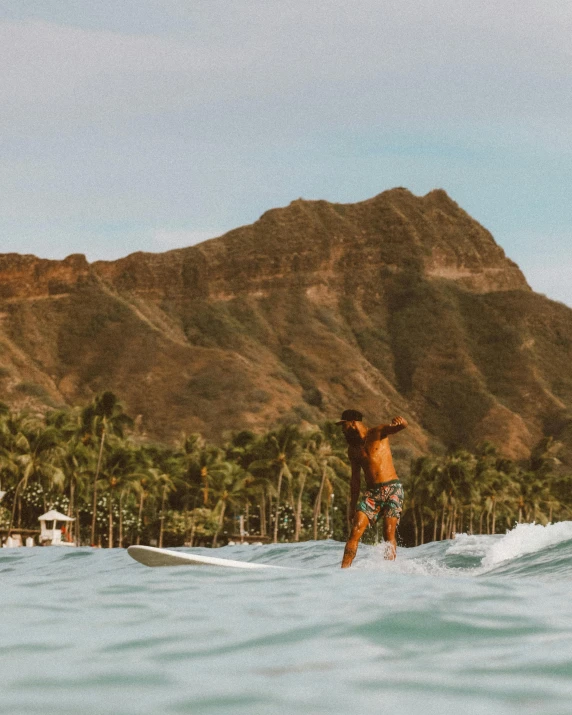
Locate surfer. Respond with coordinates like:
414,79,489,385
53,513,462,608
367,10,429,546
337,409,407,568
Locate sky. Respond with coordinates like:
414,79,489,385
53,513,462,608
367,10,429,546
1,0,571,306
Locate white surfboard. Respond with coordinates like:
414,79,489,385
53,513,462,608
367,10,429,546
127,545,284,569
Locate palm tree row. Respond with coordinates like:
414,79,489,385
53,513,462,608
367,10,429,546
0,395,351,547
1,395,571,548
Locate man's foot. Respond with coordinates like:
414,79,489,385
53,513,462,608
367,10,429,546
383,541,396,560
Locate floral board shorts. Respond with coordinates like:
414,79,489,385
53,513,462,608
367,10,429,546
357,479,404,525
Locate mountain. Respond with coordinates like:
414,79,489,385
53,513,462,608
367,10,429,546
1,188,572,464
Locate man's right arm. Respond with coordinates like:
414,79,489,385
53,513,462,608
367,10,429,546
377,416,408,438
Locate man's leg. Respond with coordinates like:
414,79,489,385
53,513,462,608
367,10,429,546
382,516,398,560
341,511,369,568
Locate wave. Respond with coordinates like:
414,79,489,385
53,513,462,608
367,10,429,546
373,521,572,580
3,521,571,583
212,521,572,581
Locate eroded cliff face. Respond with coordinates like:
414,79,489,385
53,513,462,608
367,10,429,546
1,188,570,464
91,188,529,301
0,253,91,300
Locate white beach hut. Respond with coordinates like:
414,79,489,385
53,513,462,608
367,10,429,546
38,510,75,546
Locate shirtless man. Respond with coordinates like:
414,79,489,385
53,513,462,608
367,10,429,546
337,409,408,568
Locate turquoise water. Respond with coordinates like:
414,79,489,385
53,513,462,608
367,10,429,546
3,522,572,715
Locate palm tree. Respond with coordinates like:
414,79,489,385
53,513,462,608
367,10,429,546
5,419,66,536
0,412,25,533
81,392,133,545
223,430,259,470
238,469,272,539
179,442,225,509
305,427,349,541
0,409,19,485
177,433,206,535
140,445,181,548
132,459,158,545
291,460,312,542
513,470,553,524
222,430,262,537
98,445,144,547
407,456,436,545
446,450,476,536
249,424,303,543
45,407,87,542
431,449,475,539
549,472,572,522
208,461,248,547
475,445,514,534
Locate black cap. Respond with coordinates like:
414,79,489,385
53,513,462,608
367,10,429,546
336,409,363,424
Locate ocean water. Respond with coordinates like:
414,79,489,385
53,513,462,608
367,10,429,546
2,523,572,715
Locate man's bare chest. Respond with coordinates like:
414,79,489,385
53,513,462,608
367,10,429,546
350,440,386,465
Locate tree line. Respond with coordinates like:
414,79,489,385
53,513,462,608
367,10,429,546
405,439,572,545
1,393,570,548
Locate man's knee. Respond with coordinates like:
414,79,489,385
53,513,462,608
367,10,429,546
351,512,369,537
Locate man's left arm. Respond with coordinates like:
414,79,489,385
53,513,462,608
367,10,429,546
376,416,408,439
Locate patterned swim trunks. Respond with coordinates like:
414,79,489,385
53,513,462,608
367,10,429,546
357,479,404,525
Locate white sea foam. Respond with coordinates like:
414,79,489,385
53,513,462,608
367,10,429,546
356,542,455,577
445,533,496,558
356,522,572,579
441,522,572,574
479,521,572,571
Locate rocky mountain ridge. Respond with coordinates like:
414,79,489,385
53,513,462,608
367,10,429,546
1,188,571,465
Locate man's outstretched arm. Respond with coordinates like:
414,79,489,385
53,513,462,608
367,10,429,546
376,416,408,438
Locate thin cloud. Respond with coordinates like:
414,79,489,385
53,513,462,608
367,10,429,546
2,3,571,134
